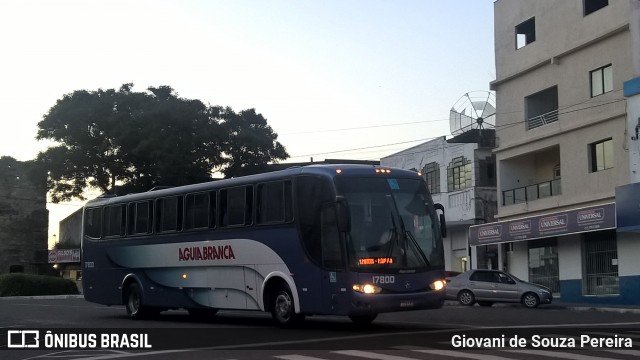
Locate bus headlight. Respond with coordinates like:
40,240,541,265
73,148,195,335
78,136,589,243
429,280,446,291
352,284,382,294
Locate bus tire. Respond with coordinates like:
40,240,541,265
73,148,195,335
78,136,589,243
124,283,154,319
271,284,304,327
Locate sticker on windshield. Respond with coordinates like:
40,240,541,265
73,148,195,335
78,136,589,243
387,179,399,190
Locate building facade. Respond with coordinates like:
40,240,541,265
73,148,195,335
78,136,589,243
479,0,639,304
0,157,48,274
381,136,497,273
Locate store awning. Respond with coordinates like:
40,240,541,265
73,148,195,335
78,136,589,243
468,203,616,246
616,182,640,232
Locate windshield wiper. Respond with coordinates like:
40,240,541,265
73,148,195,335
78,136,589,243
404,230,431,268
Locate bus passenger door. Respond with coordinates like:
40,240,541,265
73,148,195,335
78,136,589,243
320,205,346,313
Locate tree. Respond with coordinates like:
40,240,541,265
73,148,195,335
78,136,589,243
36,84,288,202
220,107,289,178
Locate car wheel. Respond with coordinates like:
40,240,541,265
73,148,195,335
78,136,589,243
271,284,305,327
458,290,475,306
522,292,540,308
477,301,494,307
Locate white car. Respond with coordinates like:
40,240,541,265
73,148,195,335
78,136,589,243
446,269,553,308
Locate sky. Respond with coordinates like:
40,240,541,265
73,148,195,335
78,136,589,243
0,0,496,247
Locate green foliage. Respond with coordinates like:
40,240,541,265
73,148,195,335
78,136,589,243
0,273,79,297
36,84,289,202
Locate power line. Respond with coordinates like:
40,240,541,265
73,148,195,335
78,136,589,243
279,119,450,136
290,96,627,159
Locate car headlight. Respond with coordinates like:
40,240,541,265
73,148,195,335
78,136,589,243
352,284,382,294
429,280,446,291
538,288,551,294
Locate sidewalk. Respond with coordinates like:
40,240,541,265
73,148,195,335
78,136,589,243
445,300,640,314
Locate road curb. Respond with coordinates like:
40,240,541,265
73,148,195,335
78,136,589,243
445,300,640,314
0,294,85,300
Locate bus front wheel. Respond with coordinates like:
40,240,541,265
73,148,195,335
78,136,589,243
271,284,304,327
125,283,155,319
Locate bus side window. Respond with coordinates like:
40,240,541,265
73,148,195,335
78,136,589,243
321,205,344,270
220,186,252,227
128,201,152,235
103,204,126,238
185,192,210,230
257,181,291,224
297,176,332,265
156,196,183,232
84,207,102,239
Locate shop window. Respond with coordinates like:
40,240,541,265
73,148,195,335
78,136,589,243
583,230,619,295
528,238,560,294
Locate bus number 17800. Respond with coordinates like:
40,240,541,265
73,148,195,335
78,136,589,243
372,275,395,284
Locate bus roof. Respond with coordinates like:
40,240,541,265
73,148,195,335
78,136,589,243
84,164,422,207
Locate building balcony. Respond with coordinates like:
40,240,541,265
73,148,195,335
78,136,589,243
502,179,562,206
527,109,559,130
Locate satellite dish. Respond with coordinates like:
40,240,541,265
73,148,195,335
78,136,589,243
449,91,496,136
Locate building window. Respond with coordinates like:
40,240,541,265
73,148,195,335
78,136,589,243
590,64,613,97
584,0,608,16
447,156,472,192
528,238,560,294
516,17,536,49
525,86,559,130
423,162,440,194
590,138,613,172
583,230,619,295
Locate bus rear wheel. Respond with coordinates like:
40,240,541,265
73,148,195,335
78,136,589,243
271,284,304,327
125,283,156,319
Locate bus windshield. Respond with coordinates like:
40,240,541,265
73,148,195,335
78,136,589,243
335,177,444,272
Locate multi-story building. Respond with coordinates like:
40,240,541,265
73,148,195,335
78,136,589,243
477,0,638,304
0,157,48,274
381,134,497,273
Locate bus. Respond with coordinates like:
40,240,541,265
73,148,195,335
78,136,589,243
81,164,447,326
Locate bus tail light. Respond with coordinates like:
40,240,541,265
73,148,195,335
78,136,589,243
429,280,446,291
352,284,382,294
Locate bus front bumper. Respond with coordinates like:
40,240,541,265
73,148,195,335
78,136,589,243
348,290,445,316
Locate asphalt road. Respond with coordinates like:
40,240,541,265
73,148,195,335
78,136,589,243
2,297,640,360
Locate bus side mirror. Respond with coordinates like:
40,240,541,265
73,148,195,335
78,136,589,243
434,203,447,238
335,196,351,233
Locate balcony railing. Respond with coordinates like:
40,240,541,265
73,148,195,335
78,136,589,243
527,109,559,130
502,179,561,206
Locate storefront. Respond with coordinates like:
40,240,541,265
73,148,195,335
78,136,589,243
467,202,638,304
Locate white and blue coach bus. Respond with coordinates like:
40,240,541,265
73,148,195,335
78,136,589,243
81,164,447,326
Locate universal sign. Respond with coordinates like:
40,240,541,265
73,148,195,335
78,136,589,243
469,203,616,246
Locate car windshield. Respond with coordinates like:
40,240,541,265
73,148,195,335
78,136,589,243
335,177,444,272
